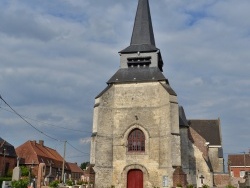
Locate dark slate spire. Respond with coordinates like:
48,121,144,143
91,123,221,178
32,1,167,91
120,0,158,53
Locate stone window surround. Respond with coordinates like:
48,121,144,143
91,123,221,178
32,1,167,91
123,123,150,155
128,128,145,152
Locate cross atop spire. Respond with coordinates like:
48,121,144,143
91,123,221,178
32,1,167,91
120,0,158,53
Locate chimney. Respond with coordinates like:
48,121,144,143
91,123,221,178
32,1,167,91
39,140,44,146
31,140,36,145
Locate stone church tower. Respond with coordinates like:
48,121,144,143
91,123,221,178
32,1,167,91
90,0,225,187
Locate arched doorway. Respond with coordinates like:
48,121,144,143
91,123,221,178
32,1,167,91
127,169,143,188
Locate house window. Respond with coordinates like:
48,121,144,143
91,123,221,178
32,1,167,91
240,171,245,178
128,129,145,152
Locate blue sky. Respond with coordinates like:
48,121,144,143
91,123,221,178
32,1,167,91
0,0,249,165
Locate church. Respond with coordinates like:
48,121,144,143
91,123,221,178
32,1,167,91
90,0,225,187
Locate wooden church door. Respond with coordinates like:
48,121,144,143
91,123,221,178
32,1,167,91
127,169,143,188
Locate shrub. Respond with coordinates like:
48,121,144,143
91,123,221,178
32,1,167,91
49,180,60,188
20,166,30,176
176,183,182,187
187,184,194,188
11,178,29,188
202,184,209,188
226,185,237,188
66,179,74,186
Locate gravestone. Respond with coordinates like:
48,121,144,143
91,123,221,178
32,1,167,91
1,181,11,188
12,157,21,181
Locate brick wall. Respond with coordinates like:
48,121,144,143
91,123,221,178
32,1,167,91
0,156,16,176
214,173,230,187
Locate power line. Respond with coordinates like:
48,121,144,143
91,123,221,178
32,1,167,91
0,94,91,156
67,141,89,155
0,106,91,134
0,95,60,142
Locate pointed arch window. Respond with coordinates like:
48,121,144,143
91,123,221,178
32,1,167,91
128,129,145,152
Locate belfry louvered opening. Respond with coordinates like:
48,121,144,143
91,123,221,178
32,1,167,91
127,56,151,67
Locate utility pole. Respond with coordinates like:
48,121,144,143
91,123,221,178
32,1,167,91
62,141,66,183
244,151,246,175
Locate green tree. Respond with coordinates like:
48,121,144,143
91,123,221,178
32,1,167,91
80,162,89,170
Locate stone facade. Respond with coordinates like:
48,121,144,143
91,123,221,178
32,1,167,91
90,0,226,187
91,82,181,187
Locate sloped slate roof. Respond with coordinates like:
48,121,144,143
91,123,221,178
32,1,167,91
228,154,250,166
120,0,158,53
107,67,167,84
179,106,189,127
160,82,177,96
188,119,221,145
0,137,17,157
120,44,158,53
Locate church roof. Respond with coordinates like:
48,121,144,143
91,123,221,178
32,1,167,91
120,0,158,53
188,119,222,146
107,67,166,84
179,106,189,127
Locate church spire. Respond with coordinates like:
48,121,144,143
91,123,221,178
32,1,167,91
120,0,158,53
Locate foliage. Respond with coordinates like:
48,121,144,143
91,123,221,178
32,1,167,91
80,161,90,170
66,179,74,186
5,169,13,177
77,180,83,185
176,183,183,187
20,165,30,176
11,178,29,188
77,180,88,185
202,184,209,188
49,180,60,188
187,184,194,188
226,185,237,188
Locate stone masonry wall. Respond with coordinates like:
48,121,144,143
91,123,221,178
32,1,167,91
91,82,180,188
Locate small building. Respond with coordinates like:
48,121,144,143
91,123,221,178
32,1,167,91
0,137,17,177
67,162,84,182
228,153,250,178
15,140,69,182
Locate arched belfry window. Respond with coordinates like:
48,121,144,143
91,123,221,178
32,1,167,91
128,129,145,152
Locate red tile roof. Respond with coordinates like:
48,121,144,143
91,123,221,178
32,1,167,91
16,140,63,168
67,162,84,173
228,154,250,166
